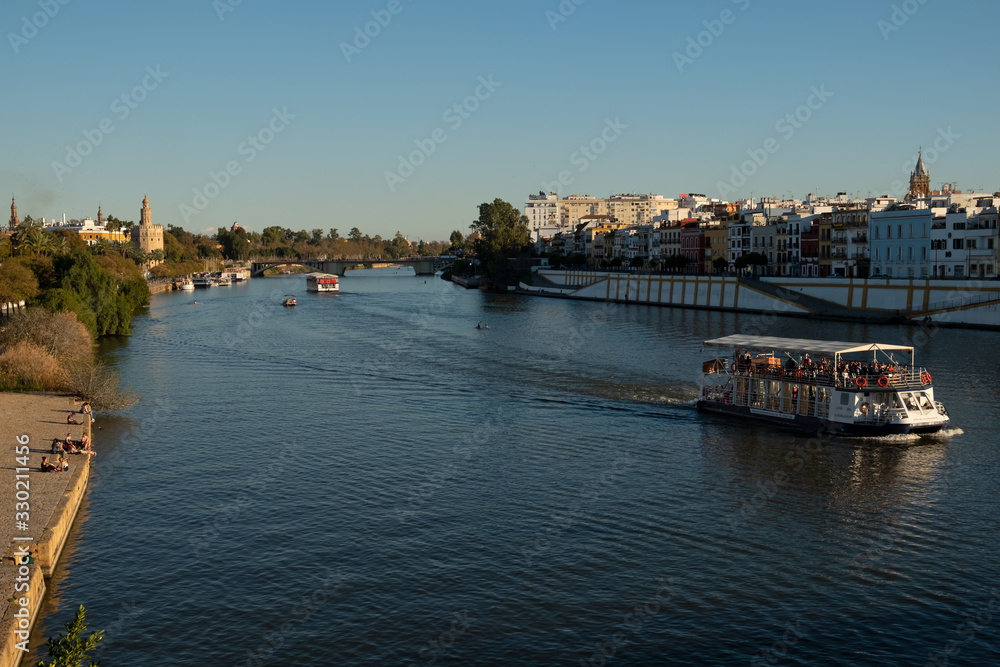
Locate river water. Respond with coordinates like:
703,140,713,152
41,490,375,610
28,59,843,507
29,275,1000,666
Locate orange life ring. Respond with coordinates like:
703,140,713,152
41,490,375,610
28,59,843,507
878,376,889,387
925,372,932,384
855,377,867,388
795,369,803,379
921,372,928,385
860,402,870,414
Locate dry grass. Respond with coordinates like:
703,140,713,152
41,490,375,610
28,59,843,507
0,341,67,391
0,307,138,410
0,308,92,366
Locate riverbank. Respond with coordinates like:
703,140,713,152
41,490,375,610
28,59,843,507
0,393,91,667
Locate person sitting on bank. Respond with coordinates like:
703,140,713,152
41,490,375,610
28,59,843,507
81,403,94,423
55,454,69,472
67,412,82,425
40,456,56,473
63,434,78,454
51,438,63,455
79,433,96,457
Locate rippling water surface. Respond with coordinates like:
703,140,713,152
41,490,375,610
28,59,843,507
29,276,1000,665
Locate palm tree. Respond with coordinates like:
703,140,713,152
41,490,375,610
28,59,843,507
14,222,53,257
93,238,114,256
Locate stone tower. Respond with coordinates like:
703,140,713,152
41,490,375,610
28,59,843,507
131,194,164,266
907,151,930,201
97,204,103,226
9,196,19,228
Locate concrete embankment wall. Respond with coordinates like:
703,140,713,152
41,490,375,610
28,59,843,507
0,394,92,667
530,271,1000,328
534,271,810,315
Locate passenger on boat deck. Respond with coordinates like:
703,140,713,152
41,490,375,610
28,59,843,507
40,456,56,473
67,412,82,425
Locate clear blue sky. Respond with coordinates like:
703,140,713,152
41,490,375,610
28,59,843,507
2,0,998,240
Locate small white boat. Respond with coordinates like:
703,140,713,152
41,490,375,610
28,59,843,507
217,276,232,286
282,294,297,307
178,278,195,291
306,272,340,293
697,335,950,436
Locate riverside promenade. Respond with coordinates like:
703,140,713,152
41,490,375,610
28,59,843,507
0,393,91,667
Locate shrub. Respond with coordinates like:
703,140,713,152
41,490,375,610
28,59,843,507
0,341,66,391
0,308,92,367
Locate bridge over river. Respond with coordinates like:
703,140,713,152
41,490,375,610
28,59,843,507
250,257,450,277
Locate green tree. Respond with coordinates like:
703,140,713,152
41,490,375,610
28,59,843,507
328,228,340,241
37,604,104,667
348,227,363,243
0,257,40,302
261,226,284,247
469,198,530,283
449,230,465,249
310,229,324,245
713,257,728,274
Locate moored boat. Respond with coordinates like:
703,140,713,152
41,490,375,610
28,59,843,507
222,268,250,283
192,273,215,288
178,278,195,291
306,272,340,293
697,335,949,436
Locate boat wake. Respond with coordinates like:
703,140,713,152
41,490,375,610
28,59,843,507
849,426,964,444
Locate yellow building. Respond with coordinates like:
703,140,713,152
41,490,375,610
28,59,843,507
76,206,128,245
704,220,730,273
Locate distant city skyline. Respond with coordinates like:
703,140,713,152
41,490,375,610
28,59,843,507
3,0,998,240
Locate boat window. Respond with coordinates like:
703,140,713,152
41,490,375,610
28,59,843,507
840,393,850,405
917,393,933,411
902,393,918,412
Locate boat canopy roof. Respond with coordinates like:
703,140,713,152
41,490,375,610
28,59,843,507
308,272,337,278
703,335,913,358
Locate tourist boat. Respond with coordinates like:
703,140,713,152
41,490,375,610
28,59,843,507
221,268,250,283
306,272,340,293
192,273,215,288
282,294,297,307
178,278,195,291
217,276,232,286
697,335,949,436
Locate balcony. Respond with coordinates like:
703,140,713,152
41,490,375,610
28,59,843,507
853,233,868,243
